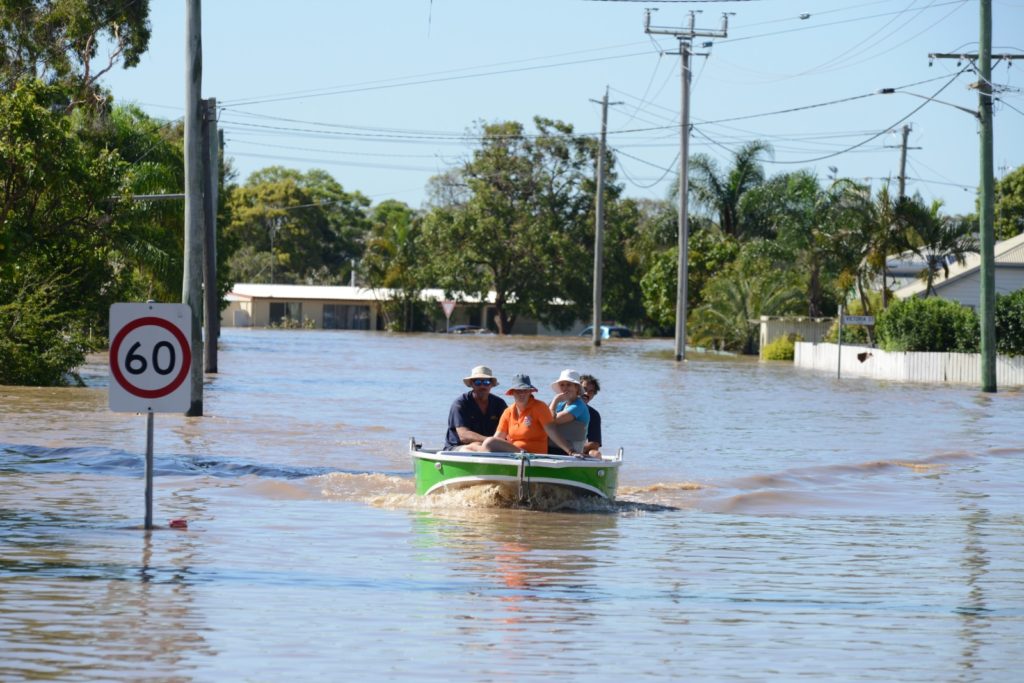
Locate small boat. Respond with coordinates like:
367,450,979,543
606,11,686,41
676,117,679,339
409,437,622,502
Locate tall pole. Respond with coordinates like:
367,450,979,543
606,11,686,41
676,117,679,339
645,10,729,362
897,124,911,199
928,41,1021,392
592,89,608,348
184,0,204,415
675,40,692,362
978,0,996,392
590,87,621,347
202,97,219,373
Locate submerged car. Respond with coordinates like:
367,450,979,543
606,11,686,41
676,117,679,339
447,324,493,335
579,324,633,340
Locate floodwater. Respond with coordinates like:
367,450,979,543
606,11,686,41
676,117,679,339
2,329,1022,681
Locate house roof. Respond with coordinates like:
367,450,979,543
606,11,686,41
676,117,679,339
228,283,497,304
893,231,1024,299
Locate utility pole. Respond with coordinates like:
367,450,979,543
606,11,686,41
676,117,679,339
929,3,1023,392
645,9,729,361
590,87,622,347
897,124,912,199
202,97,219,373
183,0,204,415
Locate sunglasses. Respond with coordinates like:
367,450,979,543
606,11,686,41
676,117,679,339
471,379,493,386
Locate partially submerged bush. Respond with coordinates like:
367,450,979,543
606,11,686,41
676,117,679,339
875,296,979,353
762,333,803,361
996,289,1024,356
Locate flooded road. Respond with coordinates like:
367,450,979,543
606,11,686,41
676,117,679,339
2,328,1022,681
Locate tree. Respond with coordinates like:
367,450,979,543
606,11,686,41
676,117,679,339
835,182,919,316
907,199,978,296
225,167,370,285
0,79,129,384
687,140,773,239
0,0,151,110
994,164,1024,241
689,248,804,354
362,200,429,331
750,171,864,317
422,118,600,333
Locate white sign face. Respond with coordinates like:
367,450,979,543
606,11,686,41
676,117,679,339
843,315,876,326
441,300,456,318
109,303,192,413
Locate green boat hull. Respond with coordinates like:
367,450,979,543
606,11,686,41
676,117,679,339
410,439,621,500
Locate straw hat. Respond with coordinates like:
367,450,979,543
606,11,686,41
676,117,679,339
504,373,538,395
550,369,582,392
463,365,499,387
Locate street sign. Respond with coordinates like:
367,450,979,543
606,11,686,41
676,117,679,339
441,300,456,318
109,303,192,413
843,315,875,326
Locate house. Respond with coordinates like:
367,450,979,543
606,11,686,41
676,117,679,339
221,283,581,335
893,231,1024,307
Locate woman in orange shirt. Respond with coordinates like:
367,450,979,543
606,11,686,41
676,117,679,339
464,374,577,455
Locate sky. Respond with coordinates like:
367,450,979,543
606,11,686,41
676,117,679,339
99,0,1024,218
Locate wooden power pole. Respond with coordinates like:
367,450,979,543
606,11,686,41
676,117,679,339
645,9,729,361
929,1,1024,392
590,87,621,347
184,0,204,414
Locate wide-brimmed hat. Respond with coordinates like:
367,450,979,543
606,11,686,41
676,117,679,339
550,369,581,392
463,365,499,387
504,373,538,394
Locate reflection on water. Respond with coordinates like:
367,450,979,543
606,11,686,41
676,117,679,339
1,328,1023,681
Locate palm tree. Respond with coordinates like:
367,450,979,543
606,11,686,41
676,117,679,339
686,140,773,239
689,253,804,354
908,200,978,296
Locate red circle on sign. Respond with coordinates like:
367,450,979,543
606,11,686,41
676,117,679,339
110,316,192,399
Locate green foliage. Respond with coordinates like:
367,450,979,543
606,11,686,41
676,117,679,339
762,334,803,361
422,117,600,333
995,289,1024,356
874,296,979,353
993,164,1024,241
1,79,130,334
0,275,94,386
905,199,978,296
0,0,151,109
687,140,773,238
363,200,432,331
689,248,805,354
822,294,880,344
225,167,370,285
638,247,679,331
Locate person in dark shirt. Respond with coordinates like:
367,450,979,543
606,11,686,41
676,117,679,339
444,365,507,450
580,373,602,455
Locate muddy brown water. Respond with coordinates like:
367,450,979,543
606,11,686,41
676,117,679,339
2,328,1022,681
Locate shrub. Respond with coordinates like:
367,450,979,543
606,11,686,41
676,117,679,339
0,281,93,386
762,334,803,361
875,297,979,353
996,289,1024,356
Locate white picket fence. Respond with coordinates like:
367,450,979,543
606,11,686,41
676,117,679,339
793,342,1024,386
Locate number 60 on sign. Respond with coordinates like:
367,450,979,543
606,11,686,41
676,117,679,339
109,303,192,413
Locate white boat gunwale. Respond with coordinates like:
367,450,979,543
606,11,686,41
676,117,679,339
414,448,621,469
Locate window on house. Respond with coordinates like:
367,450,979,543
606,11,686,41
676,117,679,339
269,302,302,325
323,304,370,330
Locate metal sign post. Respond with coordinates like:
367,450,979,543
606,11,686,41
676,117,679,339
441,300,456,333
109,303,193,529
837,310,876,380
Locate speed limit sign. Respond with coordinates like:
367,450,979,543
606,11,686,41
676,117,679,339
109,303,192,413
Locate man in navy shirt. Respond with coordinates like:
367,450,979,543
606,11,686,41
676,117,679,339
444,365,507,450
